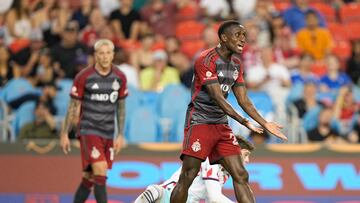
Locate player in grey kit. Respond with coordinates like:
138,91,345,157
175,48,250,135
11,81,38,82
60,39,127,203
170,20,288,203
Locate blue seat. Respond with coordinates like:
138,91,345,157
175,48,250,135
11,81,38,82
2,78,38,104
126,106,159,143
157,84,190,141
140,91,160,111
54,79,73,117
12,101,36,137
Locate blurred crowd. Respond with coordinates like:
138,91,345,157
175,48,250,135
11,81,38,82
0,0,359,145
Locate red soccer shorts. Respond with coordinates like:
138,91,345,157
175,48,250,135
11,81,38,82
79,135,114,171
181,124,241,164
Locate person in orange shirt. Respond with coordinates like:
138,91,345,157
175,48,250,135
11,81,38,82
296,10,333,60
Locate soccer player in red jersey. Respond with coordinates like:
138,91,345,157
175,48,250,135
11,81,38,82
60,39,128,203
170,20,288,203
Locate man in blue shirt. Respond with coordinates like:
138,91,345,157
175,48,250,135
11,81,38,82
283,0,326,32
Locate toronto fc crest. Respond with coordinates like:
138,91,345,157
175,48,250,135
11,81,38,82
191,139,201,152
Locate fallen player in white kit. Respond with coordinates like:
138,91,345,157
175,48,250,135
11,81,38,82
134,136,254,203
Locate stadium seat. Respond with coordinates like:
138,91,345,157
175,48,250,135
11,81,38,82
181,40,205,59
273,1,291,12
157,84,190,141
1,78,38,104
54,79,73,117
345,22,360,40
175,4,199,22
11,101,36,138
328,23,349,41
332,40,351,70
175,21,205,42
140,91,160,112
124,85,142,138
310,3,336,22
126,106,159,143
340,3,360,24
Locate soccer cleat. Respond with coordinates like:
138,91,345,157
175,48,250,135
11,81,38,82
134,184,163,203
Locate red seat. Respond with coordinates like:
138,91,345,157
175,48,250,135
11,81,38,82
273,1,291,12
332,40,351,70
345,22,360,40
175,21,205,41
328,23,349,41
311,3,336,22
181,40,205,59
176,4,199,23
340,3,360,23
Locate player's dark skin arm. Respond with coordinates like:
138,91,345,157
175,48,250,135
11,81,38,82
206,82,246,124
233,85,287,141
206,82,262,133
232,85,267,126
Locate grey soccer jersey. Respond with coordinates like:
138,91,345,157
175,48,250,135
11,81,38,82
70,66,128,139
185,48,245,127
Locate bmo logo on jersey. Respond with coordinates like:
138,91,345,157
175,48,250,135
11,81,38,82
220,84,230,92
90,92,118,103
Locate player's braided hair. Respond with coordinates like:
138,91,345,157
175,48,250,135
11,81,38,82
236,135,255,151
217,20,242,39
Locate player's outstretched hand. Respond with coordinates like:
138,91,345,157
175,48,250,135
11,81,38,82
264,122,288,141
242,119,263,134
60,134,71,154
114,135,126,154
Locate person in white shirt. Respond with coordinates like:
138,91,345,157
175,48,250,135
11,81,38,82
133,136,254,203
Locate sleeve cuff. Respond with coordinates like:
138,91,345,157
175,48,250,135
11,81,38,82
203,79,218,86
70,94,82,100
233,82,245,87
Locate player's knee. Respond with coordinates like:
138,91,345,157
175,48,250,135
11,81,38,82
232,168,249,184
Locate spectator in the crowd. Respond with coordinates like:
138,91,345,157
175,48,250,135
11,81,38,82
130,33,155,71
283,0,326,33
50,21,89,79
291,54,318,85
333,86,358,136
241,20,262,70
140,49,180,91
292,80,322,118
35,48,57,87
244,0,273,47
110,0,142,41
18,100,57,139
71,0,95,31
0,45,14,86
114,49,139,88
307,106,343,143
164,36,192,88
319,54,352,94
80,8,107,48
31,0,60,47
140,0,177,38
199,0,230,20
346,40,360,86
53,0,72,34
246,47,291,122
202,26,218,50
296,10,333,60
348,119,360,143
4,0,32,47
270,14,300,69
